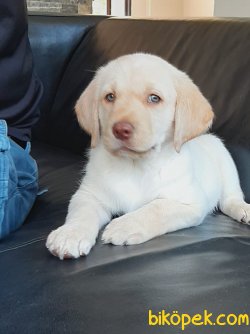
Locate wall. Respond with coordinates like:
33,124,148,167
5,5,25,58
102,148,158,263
183,0,214,17
132,0,153,17
131,0,214,18
132,0,182,17
214,0,250,17
150,0,182,18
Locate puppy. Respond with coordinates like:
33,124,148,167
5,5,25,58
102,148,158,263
46,53,250,259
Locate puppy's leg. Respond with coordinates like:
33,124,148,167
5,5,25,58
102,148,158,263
46,189,110,259
102,199,204,245
218,147,250,225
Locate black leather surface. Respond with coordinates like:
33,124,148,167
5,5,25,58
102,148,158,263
28,14,106,143
1,141,250,334
1,16,249,334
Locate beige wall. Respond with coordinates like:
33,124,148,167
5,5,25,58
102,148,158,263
150,0,182,17
183,0,214,17
132,0,182,18
132,0,214,18
132,0,149,17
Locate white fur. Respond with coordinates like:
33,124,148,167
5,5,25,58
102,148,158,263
46,53,250,259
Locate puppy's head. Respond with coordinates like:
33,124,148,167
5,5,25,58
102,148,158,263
75,53,214,157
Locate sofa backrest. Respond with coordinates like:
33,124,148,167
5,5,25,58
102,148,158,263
28,14,106,143
29,16,250,202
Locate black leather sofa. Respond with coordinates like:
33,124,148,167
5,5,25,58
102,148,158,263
1,15,249,334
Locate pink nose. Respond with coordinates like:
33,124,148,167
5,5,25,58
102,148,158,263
112,122,133,141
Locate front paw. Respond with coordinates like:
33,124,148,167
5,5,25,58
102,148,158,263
102,215,148,246
238,203,250,225
46,224,97,260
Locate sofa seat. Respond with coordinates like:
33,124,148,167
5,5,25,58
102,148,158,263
1,140,249,333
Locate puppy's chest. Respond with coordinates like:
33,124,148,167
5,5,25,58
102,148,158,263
103,166,161,213
101,161,184,213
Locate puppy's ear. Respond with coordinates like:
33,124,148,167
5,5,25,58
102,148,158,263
75,78,100,148
173,73,214,152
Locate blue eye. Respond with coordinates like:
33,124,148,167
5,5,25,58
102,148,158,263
105,93,115,102
148,94,161,104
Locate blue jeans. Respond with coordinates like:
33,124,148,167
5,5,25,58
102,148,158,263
0,120,38,239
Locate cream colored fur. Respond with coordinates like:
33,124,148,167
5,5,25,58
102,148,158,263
46,53,250,259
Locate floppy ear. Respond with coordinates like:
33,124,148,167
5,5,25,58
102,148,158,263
75,78,100,148
173,73,214,152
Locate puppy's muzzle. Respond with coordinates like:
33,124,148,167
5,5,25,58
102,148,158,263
112,122,134,141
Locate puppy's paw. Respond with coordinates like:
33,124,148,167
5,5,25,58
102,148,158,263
224,201,250,226
102,216,148,246
238,203,250,225
46,225,96,260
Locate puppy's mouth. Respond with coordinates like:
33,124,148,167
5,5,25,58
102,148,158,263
113,143,156,156
103,133,156,157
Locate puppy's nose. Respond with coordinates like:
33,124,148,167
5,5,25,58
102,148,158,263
112,122,133,141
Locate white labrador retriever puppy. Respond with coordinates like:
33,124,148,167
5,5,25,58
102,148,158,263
46,53,250,259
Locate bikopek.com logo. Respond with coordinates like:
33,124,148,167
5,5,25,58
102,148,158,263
148,309,249,331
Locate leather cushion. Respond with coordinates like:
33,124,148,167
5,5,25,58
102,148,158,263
0,141,249,334
28,14,106,143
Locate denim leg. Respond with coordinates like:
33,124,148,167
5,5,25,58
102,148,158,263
0,120,38,239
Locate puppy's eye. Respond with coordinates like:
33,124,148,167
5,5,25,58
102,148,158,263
147,94,161,104
105,93,115,102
